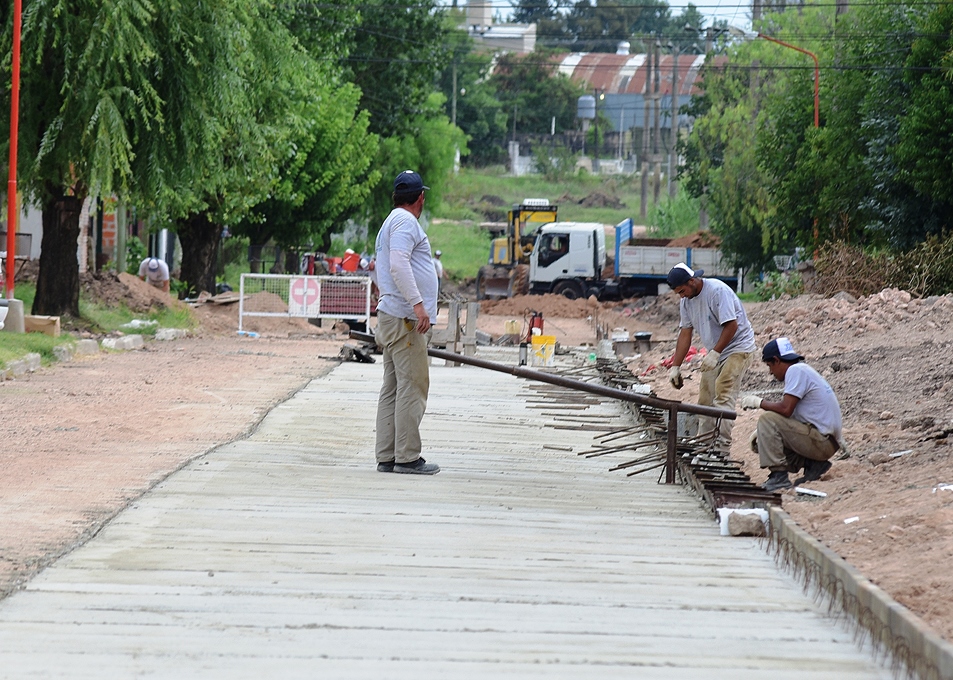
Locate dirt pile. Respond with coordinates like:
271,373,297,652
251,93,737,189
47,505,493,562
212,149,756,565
619,286,953,641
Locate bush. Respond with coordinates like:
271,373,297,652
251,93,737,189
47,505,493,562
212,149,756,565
753,271,804,301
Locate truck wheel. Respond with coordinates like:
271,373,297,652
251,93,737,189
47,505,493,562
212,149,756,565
553,279,584,300
585,286,601,300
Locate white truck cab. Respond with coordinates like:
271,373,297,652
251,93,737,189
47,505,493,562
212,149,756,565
529,222,606,299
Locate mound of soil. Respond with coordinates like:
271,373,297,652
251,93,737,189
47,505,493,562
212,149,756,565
577,192,626,209
667,231,722,248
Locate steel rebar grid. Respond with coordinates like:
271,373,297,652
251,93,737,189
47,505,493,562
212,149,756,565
425,347,735,485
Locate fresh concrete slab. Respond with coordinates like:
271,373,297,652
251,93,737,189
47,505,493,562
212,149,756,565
0,348,892,678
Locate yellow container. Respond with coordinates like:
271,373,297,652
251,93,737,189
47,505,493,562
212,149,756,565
504,319,520,336
530,335,556,367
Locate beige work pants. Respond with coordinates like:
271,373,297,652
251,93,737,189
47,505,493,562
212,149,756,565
755,411,837,472
697,351,752,446
375,312,432,465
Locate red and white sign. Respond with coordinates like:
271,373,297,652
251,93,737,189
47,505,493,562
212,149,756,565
288,276,320,317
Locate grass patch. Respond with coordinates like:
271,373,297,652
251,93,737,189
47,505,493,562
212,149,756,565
80,298,196,335
436,166,642,227
426,219,492,281
0,331,73,367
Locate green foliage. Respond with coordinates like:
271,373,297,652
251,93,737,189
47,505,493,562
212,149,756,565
647,190,701,239
339,0,449,139
532,146,579,181
437,166,642,226
79,296,196,334
436,23,508,166
424,220,493,281
752,271,804,301
0,331,73,368
365,94,469,229
125,238,148,275
490,51,588,136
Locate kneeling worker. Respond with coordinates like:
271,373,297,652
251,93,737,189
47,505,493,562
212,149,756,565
741,337,843,491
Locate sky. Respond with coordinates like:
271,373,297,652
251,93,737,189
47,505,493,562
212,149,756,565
475,0,754,32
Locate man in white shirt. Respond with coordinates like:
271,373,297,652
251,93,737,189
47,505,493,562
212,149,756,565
373,171,440,475
138,257,170,293
741,337,844,491
666,263,755,449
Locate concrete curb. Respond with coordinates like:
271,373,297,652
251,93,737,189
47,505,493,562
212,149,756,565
768,506,953,680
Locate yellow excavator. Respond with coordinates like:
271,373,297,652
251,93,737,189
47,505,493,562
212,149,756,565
476,199,558,299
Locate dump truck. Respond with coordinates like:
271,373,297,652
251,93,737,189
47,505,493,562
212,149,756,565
476,199,558,299
528,218,738,299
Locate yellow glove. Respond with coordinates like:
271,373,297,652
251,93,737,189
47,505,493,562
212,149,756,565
740,395,762,410
669,365,683,389
699,349,721,372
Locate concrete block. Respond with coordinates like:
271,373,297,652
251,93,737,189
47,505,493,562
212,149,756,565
75,339,100,356
53,345,73,363
155,328,189,341
101,335,145,351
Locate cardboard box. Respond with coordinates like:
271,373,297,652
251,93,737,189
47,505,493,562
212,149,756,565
25,315,61,337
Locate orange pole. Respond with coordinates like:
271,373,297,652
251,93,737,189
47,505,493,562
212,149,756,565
757,33,819,128
6,0,22,298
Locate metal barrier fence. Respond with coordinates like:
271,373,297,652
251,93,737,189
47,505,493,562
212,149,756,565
238,273,372,332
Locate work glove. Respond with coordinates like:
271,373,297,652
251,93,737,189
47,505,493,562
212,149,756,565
740,395,762,410
668,365,684,390
699,349,721,372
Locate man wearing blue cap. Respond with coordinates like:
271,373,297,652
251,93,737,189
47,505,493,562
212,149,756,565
666,262,755,449
373,170,440,475
741,337,843,491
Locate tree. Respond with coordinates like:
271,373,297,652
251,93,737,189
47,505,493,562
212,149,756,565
566,0,671,52
365,93,468,229
490,51,588,137
0,0,166,315
436,24,508,166
338,0,450,138
894,3,953,235
233,74,380,256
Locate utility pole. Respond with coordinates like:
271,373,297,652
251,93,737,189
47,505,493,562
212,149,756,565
640,42,653,222
451,61,458,126
668,43,680,198
652,40,662,206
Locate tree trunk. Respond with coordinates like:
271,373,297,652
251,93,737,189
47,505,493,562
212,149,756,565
33,189,83,317
177,212,222,297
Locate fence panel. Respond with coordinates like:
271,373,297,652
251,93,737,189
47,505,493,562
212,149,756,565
238,273,372,332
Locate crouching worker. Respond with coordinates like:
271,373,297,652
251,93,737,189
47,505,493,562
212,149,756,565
741,337,843,491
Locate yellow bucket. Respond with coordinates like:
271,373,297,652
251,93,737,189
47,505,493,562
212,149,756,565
530,335,556,367
504,319,520,335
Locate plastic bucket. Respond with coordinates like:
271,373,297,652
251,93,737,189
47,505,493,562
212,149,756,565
342,251,360,272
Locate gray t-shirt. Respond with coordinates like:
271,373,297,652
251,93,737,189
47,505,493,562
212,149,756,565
678,278,756,358
784,363,843,439
374,208,438,322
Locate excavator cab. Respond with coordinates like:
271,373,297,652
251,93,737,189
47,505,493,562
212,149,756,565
480,199,558,299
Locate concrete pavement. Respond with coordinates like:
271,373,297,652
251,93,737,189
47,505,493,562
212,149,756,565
0,348,891,678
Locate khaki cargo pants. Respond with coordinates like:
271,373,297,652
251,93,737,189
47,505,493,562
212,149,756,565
697,351,753,446
375,312,432,465
754,411,838,473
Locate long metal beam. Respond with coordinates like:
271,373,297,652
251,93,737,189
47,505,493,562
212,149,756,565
425,347,736,421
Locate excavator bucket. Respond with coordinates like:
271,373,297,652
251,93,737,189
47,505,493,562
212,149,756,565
477,272,513,299
476,265,529,300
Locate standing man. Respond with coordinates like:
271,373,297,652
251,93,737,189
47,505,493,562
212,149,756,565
374,170,440,475
741,338,843,491
138,256,170,293
667,263,755,449
433,250,444,296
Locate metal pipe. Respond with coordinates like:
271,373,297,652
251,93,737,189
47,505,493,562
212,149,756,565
426,346,736,421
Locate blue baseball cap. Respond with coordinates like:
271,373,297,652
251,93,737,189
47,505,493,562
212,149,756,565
393,170,429,193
